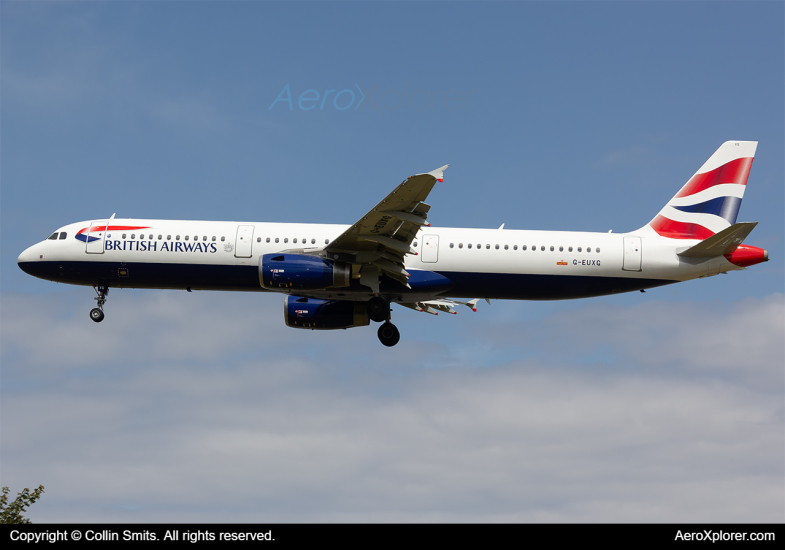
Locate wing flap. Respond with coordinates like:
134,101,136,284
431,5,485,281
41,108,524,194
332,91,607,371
398,298,481,315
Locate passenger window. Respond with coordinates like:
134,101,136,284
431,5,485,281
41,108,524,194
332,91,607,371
59,232,67,240
275,238,279,243
559,246,563,252
48,233,59,240
266,238,271,243
459,243,463,248
468,244,472,249
284,238,288,243
167,235,171,240
203,236,207,241
158,235,162,240
212,236,216,241
532,245,535,251
476,244,480,249
550,246,554,251
184,235,189,241
578,247,582,252
221,236,225,242
522,245,527,251
450,243,454,248
587,247,591,253
514,245,518,250
413,241,418,247
596,248,601,253
504,245,508,250
257,237,261,242
569,246,572,252
325,239,329,244
176,235,180,240
311,239,316,244
139,234,144,240
293,238,298,244
541,246,545,251
494,244,499,250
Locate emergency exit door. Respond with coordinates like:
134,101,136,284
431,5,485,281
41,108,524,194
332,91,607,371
622,237,642,271
235,225,255,258
421,234,439,263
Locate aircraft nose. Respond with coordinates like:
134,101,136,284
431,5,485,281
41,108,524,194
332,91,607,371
18,245,35,263
17,244,42,276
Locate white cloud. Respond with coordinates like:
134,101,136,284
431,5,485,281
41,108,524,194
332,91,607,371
2,291,782,522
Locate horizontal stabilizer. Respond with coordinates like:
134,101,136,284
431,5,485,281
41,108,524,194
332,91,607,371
677,222,757,258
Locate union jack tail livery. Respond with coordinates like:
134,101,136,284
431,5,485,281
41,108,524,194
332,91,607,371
646,141,756,240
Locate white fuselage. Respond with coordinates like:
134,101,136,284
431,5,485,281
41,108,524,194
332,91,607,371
18,218,740,301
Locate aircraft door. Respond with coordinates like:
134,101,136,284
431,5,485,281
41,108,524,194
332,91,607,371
622,237,642,271
85,221,108,254
235,225,255,258
421,234,439,263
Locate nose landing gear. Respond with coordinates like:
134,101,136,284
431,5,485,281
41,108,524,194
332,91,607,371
367,297,400,347
90,284,108,323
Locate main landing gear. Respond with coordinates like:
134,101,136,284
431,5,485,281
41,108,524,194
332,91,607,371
377,322,400,347
90,284,108,323
367,297,400,347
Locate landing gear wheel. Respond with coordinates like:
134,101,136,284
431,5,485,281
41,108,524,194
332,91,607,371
367,297,390,323
91,284,108,323
378,322,400,347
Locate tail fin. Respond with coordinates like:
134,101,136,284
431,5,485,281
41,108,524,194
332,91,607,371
645,141,757,239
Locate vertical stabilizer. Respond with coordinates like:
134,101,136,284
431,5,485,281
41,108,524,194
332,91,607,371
645,141,757,239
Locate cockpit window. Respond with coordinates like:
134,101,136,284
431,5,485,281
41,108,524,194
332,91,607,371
59,232,67,240
48,232,59,240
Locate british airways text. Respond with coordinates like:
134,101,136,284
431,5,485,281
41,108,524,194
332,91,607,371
105,240,218,253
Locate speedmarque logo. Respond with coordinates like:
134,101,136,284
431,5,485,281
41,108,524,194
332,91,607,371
269,83,473,114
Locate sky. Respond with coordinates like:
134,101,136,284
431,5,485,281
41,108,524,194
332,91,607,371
1,2,783,522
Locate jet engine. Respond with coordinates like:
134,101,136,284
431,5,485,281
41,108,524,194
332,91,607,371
284,296,369,330
260,253,351,290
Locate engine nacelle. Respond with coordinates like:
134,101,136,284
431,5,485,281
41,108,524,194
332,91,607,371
284,296,370,330
260,253,351,291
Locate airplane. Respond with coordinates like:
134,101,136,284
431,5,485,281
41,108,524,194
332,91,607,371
17,141,768,347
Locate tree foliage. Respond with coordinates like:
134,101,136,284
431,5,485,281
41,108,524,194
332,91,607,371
0,486,45,524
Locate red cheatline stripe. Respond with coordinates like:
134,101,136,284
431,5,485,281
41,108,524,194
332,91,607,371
649,215,715,240
77,225,150,235
675,157,753,198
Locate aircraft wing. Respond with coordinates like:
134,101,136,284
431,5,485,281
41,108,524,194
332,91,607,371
399,298,481,315
325,165,448,292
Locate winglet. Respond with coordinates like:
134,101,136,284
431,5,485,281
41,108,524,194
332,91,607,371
427,165,450,183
